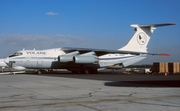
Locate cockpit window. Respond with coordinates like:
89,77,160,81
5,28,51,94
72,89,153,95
9,52,23,57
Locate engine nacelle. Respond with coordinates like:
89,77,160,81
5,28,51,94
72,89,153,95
58,55,73,62
58,51,80,62
73,56,99,64
12,66,26,70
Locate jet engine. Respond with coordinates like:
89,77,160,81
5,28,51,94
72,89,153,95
58,51,80,62
58,55,74,62
73,56,98,64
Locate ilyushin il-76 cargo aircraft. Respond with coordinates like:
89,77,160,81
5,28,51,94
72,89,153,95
4,23,175,74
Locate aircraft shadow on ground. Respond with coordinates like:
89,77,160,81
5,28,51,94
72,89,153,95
26,72,180,88
104,80,180,87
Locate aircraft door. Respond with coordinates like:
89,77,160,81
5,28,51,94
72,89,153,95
24,54,31,67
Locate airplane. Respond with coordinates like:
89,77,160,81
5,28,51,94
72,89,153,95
0,59,8,67
4,23,175,74
0,59,9,72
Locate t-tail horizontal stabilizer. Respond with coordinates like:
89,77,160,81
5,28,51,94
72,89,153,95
132,23,175,28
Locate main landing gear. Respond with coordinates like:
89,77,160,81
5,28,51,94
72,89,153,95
36,69,53,74
71,69,98,74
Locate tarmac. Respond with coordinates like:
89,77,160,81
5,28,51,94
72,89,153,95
0,72,180,111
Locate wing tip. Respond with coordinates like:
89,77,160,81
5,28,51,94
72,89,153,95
158,54,170,56
168,22,176,25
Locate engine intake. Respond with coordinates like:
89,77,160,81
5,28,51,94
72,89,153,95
58,55,73,62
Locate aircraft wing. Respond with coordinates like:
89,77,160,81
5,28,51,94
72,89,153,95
61,47,169,56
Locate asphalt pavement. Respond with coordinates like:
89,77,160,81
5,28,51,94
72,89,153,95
0,72,180,111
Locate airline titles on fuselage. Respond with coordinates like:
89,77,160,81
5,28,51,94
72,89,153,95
26,51,46,55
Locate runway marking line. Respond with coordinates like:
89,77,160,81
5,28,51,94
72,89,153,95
0,95,180,109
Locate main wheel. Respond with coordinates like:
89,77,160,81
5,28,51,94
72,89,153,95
37,70,42,74
89,69,98,74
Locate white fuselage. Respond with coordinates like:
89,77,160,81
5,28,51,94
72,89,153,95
4,48,146,71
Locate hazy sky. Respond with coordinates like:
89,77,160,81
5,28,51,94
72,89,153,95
0,0,180,64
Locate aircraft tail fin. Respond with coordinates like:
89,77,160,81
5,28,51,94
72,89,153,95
119,23,175,52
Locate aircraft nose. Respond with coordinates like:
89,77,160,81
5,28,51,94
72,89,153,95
4,57,9,64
